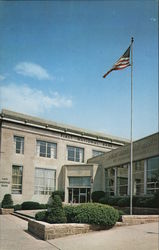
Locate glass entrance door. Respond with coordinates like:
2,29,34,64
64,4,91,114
68,188,91,203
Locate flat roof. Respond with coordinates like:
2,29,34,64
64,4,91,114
0,109,129,144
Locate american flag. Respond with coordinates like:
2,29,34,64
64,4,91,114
103,46,130,78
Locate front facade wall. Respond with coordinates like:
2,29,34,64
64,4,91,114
0,121,117,205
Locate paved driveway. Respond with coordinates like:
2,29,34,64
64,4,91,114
0,215,159,250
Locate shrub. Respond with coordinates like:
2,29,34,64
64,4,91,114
153,190,159,208
98,197,109,204
35,210,46,221
107,197,121,206
45,195,67,224
14,204,22,211
21,201,40,210
135,197,154,208
39,203,48,209
91,191,105,202
117,197,130,207
64,205,77,223
52,191,65,202
67,203,119,227
1,194,13,208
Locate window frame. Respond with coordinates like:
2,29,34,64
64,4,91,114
67,145,84,163
36,140,57,159
34,167,56,195
12,165,23,194
14,135,24,154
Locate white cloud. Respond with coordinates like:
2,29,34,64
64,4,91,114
150,17,157,22
0,83,72,115
14,62,52,80
0,75,6,81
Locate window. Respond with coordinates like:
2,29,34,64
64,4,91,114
133,160,144,195
92,150,104,157
69,177,91,187
36,140,57,158
14,136,24,154
12,165,23,194
34,168,56,195
147,156,159,194
116,164,128,196
67,146,84,162
105,168,115,196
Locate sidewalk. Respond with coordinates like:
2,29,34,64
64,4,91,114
0,215,56,250
0,214,158,250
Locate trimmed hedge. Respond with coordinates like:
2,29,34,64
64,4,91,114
1,194,13,208
64,203,119,227
64,205,76,223
45,195,67,224
35,210,46,221
91,191,105,202
21,201,41,210
52,191,65,202
14,204,22,211
99,195,158,208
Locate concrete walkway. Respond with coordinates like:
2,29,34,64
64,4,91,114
0,215,56,250
50,222,159,250
0,214,159,250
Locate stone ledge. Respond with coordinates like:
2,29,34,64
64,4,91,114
0,208,14,215
122,215,159,225
28,219,106,240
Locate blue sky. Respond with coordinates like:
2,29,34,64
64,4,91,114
0,0,158,140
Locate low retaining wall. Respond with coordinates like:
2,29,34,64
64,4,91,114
0,208,14,215
28,219,105,240
122,215,159,225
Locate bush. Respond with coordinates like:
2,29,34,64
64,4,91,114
153,190,159,208
1,194,13,208
117,197,130,207
21,201,41,210
35,210,46,221
45,195,67,224
39,203,48,209
52,191,65,202
98,197,109,204
64,203,119,227
14,204,22,211
64,205,77,223
91,191,105,202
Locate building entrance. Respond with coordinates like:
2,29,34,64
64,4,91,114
68,188,91,203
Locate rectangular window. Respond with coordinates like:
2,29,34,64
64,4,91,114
147,156,159,194
105,168,115,196
69,177,91,187
14,136,24,154
34,168,56,195
133,160,144,195
12,165,23,194
67,146,84,162
116,164,128,196
92,150,104,157
36,140,57,158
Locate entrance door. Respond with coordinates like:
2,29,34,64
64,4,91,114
68,188,91,203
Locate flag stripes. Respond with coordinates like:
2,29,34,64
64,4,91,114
103,46,130,78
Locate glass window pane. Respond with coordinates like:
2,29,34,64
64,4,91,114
147,156,159,194
12,165,23,194
67,146,84,162
34,168,56,195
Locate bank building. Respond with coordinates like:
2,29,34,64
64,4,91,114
0,109,158,205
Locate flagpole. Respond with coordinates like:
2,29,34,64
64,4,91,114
130,37,134,215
